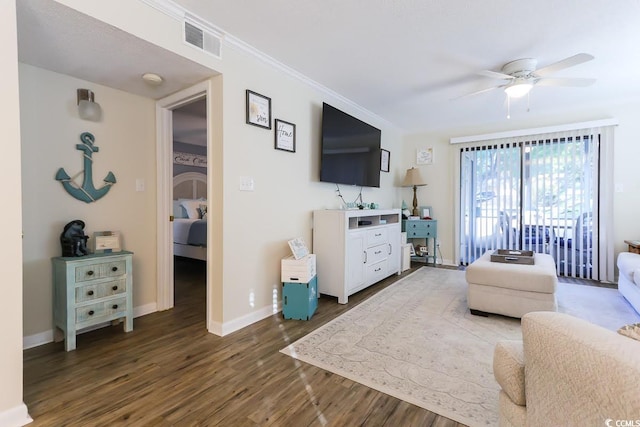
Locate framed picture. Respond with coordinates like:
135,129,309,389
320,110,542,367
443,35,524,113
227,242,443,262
246,90,271,129
421,206,432,219
93,231,122,253
417,147,433,165
380,149,390,172
409,243,416,256
287,237,309,260
275,119,296,152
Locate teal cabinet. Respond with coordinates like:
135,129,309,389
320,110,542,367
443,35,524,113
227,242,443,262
52,251,133,351
283,275,318,320
402,219,438,264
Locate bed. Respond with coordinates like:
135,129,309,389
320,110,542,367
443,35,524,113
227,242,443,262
173,172,207,261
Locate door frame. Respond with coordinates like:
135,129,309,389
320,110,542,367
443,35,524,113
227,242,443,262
156,80,211,315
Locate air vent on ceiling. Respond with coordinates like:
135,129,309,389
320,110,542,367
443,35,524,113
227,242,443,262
184,18,222,59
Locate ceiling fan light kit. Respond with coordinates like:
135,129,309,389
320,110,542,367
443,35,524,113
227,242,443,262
504,79,534,98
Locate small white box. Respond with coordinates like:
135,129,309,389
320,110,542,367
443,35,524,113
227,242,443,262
281,253,316,283
401,244,412,272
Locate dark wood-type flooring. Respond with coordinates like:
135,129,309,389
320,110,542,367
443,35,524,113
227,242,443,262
24,258,603,426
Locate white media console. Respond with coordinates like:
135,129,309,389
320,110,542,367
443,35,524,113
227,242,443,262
312,209,401,304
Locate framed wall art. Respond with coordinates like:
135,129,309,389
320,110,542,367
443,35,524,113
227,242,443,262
417,147,433,165
275,119,296,152
381,149,390,172
246,90,271,129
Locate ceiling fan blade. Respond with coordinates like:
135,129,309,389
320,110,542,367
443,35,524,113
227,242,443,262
452,84,506,100
477,70,514,80
535,53,594,77
535,77,596,87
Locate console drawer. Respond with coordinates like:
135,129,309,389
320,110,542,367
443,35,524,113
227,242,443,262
366,228,388,247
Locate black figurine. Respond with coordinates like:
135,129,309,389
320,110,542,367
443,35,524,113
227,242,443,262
60,220,89,257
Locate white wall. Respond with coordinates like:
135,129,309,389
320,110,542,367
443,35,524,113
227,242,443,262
402,100,640,270
0,1,31,426
20,64,157,339
20,1,406,340
218,46,404,329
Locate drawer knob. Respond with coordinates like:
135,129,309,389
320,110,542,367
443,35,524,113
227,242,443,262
88,310,94,316
87,290,94,296
112,285,118,291
87,270,94,276
112,266,118,272
112,304,119,309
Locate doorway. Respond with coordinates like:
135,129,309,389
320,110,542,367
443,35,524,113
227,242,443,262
156,81,212,326
172,98,208,312
459,134,599,279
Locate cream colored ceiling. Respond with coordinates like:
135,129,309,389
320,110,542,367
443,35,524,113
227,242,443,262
16,0,640,134
174,0,640,133
16,0,216,101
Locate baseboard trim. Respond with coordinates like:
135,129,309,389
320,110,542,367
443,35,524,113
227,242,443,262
0,403,33,427
23,303,158,350
209,303,281,337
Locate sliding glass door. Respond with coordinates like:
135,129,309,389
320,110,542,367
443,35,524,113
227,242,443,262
459,134,597,279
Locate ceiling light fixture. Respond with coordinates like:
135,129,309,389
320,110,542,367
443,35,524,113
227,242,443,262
142,72,164,86
504,79,534,98
77,89,102,121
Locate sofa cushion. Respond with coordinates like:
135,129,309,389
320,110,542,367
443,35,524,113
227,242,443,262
466,251,557,294
493,340,526,406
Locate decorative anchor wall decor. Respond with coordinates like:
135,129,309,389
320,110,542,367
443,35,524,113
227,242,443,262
55,132,116,203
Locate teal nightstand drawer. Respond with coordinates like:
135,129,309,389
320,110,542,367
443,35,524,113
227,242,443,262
75,259,127,282
407,229,436,238
403,220,437,238
75,297,126,324
75,278,126,303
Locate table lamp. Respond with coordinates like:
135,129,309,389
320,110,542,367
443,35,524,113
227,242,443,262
402,167,427,216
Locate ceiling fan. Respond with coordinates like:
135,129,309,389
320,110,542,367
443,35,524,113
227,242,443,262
461,53,596,99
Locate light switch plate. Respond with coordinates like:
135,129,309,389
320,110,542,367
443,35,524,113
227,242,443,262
240,176,254,191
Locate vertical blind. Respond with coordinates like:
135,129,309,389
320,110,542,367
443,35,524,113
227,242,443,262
457,124,615,282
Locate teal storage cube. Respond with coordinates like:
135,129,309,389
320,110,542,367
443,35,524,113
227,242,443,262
283,275,318,320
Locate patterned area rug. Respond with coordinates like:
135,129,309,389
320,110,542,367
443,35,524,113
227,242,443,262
280,267,640,427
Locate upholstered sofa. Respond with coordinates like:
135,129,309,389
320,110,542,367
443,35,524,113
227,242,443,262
618,251,640,315
494,312,640,427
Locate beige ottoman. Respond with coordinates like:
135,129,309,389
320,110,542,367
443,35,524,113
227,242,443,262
465,251,558,318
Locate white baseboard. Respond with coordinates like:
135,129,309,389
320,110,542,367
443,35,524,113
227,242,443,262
209,303,281,337
22,330,54,350
23,303,158,350
0,403,32,427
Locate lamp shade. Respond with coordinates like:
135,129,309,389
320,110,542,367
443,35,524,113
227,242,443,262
402,167,427,187
77,89,102,121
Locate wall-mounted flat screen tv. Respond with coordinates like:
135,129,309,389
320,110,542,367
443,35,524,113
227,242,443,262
320,103,381,188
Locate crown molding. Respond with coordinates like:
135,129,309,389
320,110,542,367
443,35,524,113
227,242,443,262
137,0,396,130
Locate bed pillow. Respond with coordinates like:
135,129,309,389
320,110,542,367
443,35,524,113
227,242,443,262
180,199,202,219
173,200,187,218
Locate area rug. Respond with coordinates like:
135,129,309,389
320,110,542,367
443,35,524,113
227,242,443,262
280,267,640,427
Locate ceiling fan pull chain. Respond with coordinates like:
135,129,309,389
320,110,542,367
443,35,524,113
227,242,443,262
506,94,511,119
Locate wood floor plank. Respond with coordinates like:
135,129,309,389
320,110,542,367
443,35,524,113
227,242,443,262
24,260,472,426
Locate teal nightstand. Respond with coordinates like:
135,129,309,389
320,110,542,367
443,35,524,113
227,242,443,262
402,219,437,264
52,251,134,351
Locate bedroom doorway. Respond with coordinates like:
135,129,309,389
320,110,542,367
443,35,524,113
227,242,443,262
172,99,208,312
155,80,215,328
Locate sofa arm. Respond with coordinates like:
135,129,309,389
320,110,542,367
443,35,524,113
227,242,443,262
522,312,640,425
493,340,526,406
